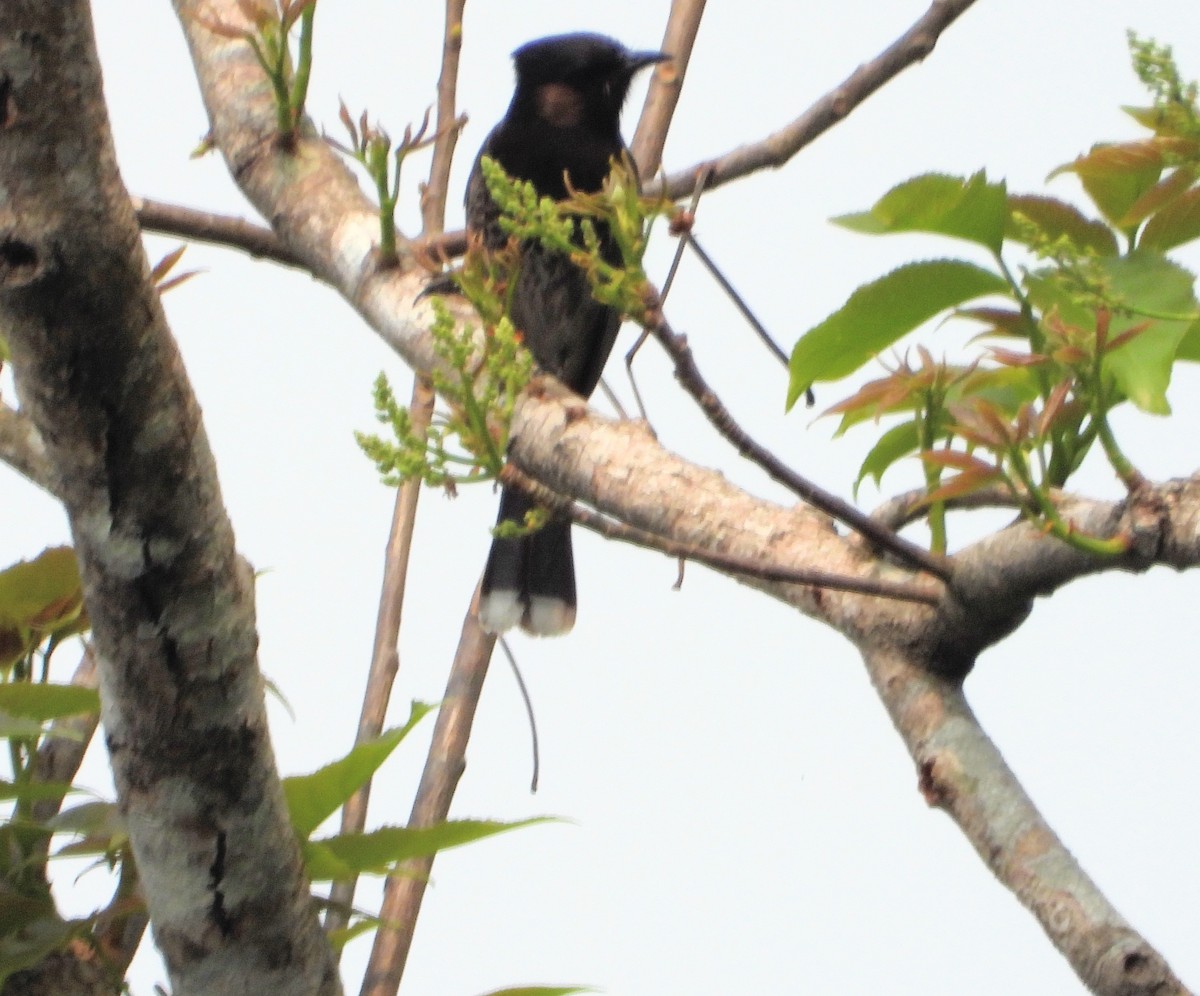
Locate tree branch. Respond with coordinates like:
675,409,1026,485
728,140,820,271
648,316,953,581
420,0,468,236
133,195,309,270
630,0,706,180
862,644,1189,994
0,402,57,496
361,592,495,996
502,464,941,605
0,5,337,992
649,0,980,201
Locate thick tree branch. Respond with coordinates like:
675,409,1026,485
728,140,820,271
0,5,337,993
862,645,1189,994
630,0,706,180
649,0,980,201
502,464,941,605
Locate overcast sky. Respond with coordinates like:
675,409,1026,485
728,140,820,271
3,1,1198,993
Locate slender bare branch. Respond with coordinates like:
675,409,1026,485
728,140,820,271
133,196,308,270
630,0,706,179
0,402,56,496
325,378,435,942
420,0,468,235
649,0,980,200
648,315,953,581
862,645,1189,994
502,464,942,605
871,484,1024,531
361,590,495,996
31,645,99,824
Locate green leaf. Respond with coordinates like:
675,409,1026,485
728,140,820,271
0,714,49,739
304,817,552,881
1006,194,1119,255
0,548,88,671
46,800,123,838
0,901,76,989
1176,317,1200,361
283,701,436,839
0,684,99,723
833,171,1007,252
1138,185,1200,250
1050,141,1166,232
788,260,1009,408
853,421,920,497
1098,252,1198,413
0,780,78,803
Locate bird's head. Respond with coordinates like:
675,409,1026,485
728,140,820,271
511,33,669,131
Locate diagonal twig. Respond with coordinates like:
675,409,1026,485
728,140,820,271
361,589,496,996
648,315,953,581
324,379,435,943
630,0,706,180
649,0,980,201
420,0,468,236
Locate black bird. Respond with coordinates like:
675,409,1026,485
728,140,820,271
468,33,667,636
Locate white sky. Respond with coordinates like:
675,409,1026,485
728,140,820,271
3,1,1198,993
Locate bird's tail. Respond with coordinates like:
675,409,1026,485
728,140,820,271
479,487,576,636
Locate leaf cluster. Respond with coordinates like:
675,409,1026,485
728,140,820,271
356,292,533,491
790,34,1200,553
199,0,317,144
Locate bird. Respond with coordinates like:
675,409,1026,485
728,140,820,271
466,33,667,636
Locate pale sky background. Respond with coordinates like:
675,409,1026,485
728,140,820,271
2,1,1198,993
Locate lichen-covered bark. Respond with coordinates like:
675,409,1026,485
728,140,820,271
0,3,338,993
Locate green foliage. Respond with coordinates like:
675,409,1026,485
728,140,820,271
790,34,1200,553
356,297,534,489
358,155,671,505
199,0,317,144
329,105,437,265
281,702,552,953
0,548,115,988
478,155,675,323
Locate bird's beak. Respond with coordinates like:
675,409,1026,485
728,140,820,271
626,50,671,75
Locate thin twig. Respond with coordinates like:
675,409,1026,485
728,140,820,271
686,235,789,369
497,636,540,793
871,484,1025,532
626,165,712,421
420,0,468,236
324,378,435,943
360,589,496,996
630,0,706,179
31,645,98,825
648,0,979,200
648,316,953,581
501,465,942,606
135,195,469,272
133,196,307,269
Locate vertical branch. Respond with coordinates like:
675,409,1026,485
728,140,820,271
421,0,469,236
630,0,706,179
360,591,496,996
325,378,436,941
333,0,468,943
